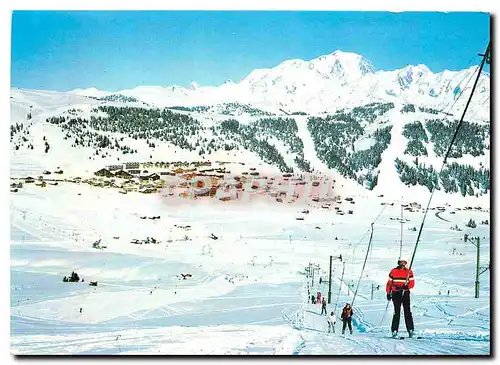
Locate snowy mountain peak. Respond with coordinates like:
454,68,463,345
311,50,375,82
189,81,200,91
70,87,112,98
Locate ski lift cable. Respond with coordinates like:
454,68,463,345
404,41,490,286
350,223,375,307
351,203,389,253
379,42,490,327
435,46,483,117
332,261,346,317
351,203,389,265
437,64,479,117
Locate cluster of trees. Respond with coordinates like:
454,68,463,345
10,123,35,151
168,105,210,113
348,126,392,175
394,158,439,192
63,271,81,283
395,158,490,195
168,103,273,116
351,102,395,123
308,105,393,188
98,94,140,103
401,104,416,113
213,118,297,172
294,156,312,172
90,106,202,151
43,136,50,153
10,123,24,141
403,121,429,156
466,219,477,228
425,119,489,157
418,106,440,115
46,115,138,157
217,102,275,117
254,118,304,155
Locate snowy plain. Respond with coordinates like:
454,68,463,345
10,178,490,355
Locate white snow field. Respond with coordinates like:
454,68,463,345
10,180,490,355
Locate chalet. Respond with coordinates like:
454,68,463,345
24,177,35,183
148,173,161,181
312,181,320,187
43,170,51,175
114,170,133,179
94,168,114,178
54,170,64,174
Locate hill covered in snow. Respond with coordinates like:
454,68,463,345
10,50,490,204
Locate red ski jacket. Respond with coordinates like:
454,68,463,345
386,267,415,294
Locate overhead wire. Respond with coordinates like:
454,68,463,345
379,42,490,327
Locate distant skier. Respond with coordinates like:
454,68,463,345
327,311,336,333
386,259,415,338
317,292,322,304
341,303,353,335
311,295,316,304
79,307,82,314
321,297,327,315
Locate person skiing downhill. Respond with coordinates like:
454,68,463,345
341,303,353,335
386,259,415,338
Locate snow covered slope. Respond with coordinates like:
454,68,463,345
10,181,490,354
10,50,490,205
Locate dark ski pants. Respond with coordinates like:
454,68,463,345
342,318,352,333
321,306,327,315
391,290,414,333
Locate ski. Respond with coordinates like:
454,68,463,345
393,336,423,339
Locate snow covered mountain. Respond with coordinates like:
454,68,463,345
10,50,490,204
69,50,490,120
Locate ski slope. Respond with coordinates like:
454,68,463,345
10,179,490,355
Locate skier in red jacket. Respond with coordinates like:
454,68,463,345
386,259,415,338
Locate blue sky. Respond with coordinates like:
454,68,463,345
11,11,490,91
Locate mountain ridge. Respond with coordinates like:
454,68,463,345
68,50,489,120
